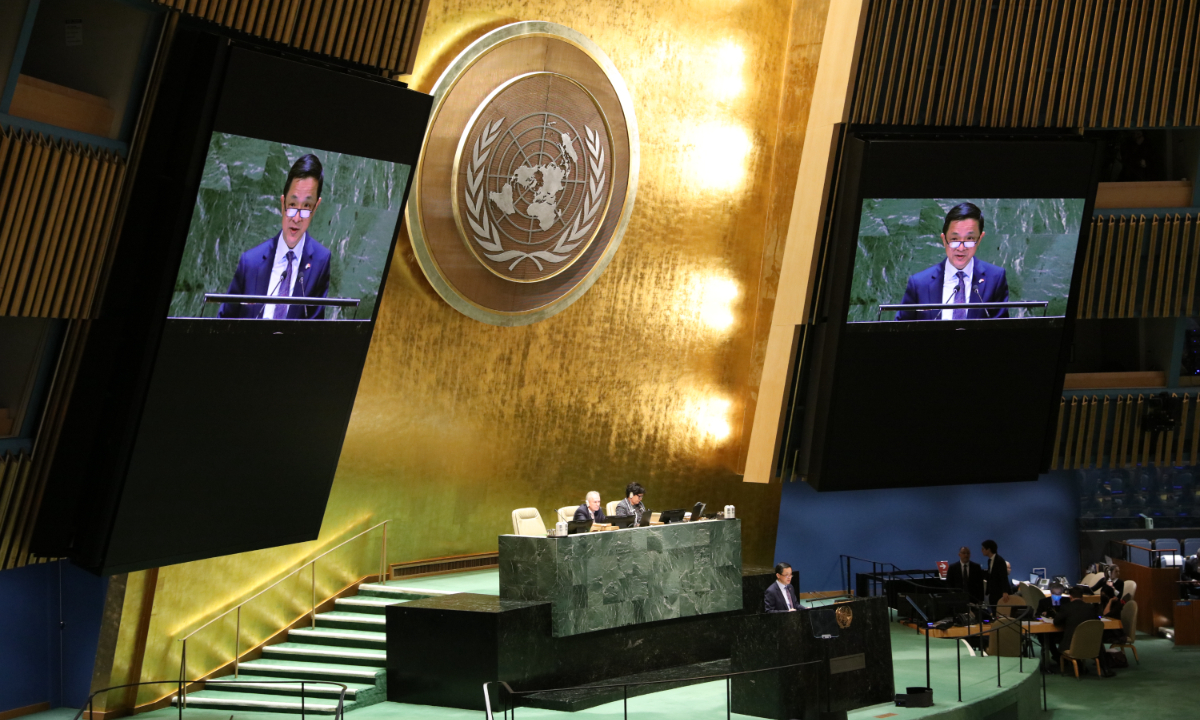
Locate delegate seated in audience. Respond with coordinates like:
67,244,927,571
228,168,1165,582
614,482,650,524
573,491,607,524
1054,585,1114,677
764,562,804,613
945,546,985,604
1036,582,1067,618
1090,566,1124,598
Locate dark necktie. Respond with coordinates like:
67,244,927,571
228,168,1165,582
953,270,967,319
273,250,295,319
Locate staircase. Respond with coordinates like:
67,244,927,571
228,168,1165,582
174,581,451,714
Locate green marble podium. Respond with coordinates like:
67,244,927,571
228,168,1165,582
498,519,743,637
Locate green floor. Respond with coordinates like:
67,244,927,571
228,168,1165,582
33,569,1200,720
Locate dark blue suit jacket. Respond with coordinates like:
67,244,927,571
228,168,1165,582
895,258,1009,321
218,233,332,319
764,582,802,613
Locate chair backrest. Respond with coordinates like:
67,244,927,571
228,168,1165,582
1067,619,1105,659
1018,583,1044,610
558,506,577,524
1122,579,1137,601
1184,538,1200,557
606,500,620,517
512,507,546,536
1126,539,1151,566
989,616,1024,657
1080,572,1103,588
1120,600,1138,644
1156,538,1181,554
997,594,1027,619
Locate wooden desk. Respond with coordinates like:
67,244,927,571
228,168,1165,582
902,617,1121,638
1175,601,1200,646
1115,559,1179,634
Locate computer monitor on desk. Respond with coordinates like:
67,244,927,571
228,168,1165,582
659,509,686,524
608,515,635,529
567,519,593,535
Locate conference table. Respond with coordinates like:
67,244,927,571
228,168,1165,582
903,616,1122,638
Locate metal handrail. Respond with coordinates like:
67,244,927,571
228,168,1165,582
75,678,347,720
177,519,389,698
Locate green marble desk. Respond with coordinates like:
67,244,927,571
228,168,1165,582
498,519,743,637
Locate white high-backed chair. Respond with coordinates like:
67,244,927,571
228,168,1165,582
512,508,547,536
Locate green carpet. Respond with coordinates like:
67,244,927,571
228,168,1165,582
33,569,1200,720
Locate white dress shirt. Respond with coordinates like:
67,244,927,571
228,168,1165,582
776,580,794,610
263,233,306,319
940,257,974,320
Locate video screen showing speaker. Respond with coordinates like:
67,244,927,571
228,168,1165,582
168,133,411,321
848,198,1085,323
32,24,433,575
778,132,1101,492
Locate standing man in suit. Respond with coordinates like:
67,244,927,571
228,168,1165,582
981,539,1010,609
573,491,607,524
765,562,803,613
1054,586,1114,676
219,154,333,319
895,202,1010,321
945,546,985,605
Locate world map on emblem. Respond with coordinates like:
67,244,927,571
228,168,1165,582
455,73,614,283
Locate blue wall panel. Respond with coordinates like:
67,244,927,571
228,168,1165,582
0,561,107,712
774,471,1079,594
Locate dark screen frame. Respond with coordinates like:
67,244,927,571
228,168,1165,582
781,129,1103,491
34,23,433,574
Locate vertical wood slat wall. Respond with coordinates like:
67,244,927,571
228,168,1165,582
1053,392,1200,469
152,0,431,75
0,129,125,319
1076,213,1199,318
0,322,90,571
852,0,1200,127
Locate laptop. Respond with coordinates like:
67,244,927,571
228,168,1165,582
567,519,593,535
608,515,635,529
691,502,706,520
659,509,686,524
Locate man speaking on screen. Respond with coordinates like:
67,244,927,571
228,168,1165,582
894,202,1009,321
219,154,333,319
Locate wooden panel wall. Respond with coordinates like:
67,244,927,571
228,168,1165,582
0,129,125,319
152,0,431,75
852,0,1200,127
1076,213,1199,319
1052,392,1200,469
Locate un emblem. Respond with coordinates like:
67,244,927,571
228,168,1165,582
407,22,638,325
454,73,613,282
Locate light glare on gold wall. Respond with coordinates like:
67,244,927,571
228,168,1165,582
710,42,745,100
681,122,753,192
684,396,733,441
700,277,738,330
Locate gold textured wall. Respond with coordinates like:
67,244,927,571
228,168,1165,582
123,0,832,700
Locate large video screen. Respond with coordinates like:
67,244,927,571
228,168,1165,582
169,132,410,321
849,198,1085,322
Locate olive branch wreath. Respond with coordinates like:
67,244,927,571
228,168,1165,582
464,118,606,272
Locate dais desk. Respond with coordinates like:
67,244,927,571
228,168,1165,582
499,518,743,636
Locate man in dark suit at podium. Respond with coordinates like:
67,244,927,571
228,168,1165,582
895,202,1010,321
219,154,333,319
765,562,803,613
945,546,985,604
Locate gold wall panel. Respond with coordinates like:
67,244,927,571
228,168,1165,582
123,0,834,699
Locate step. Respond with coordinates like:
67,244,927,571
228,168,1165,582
356,582,454,600
236,658,382,682
262,642,387,667
173,688,354,715
315,610,387,631
334,596,406,615
288,626,386,649
205,674,374,698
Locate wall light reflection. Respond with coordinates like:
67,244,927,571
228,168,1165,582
710,42,745,100
681,123,753,191
685,397,733,441
699,277,739,330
